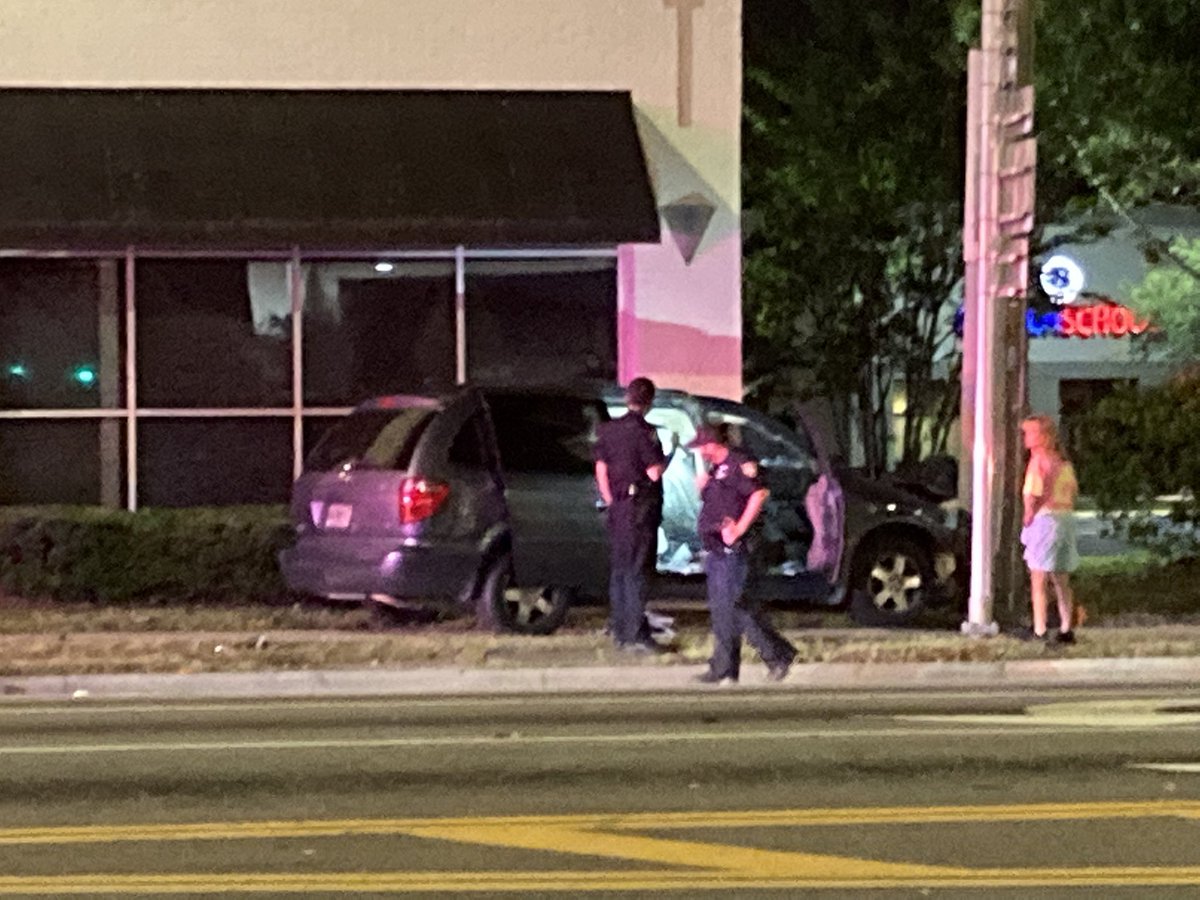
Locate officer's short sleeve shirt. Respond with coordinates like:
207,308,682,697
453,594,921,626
698,448,764,548
594,413,665,499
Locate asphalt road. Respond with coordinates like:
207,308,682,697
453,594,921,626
1,686,1200,896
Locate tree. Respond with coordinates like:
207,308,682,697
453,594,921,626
742,1,1200,476
1031,0,1200,217
743,0,968,475
880,203,964,465
1076,372,1200,561
1028,0,1200,298
1125,237,1200,362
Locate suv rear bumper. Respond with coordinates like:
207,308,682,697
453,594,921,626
280,535,484,604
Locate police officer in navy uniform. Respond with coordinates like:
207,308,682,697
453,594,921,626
594,377,666,652
688,424,796,683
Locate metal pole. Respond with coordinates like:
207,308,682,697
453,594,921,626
959,50,982,509
455,245,467,384
964,58,999,634
962,3,1004,636
124,248,138,512
290,248,305,482
962,0,1035,635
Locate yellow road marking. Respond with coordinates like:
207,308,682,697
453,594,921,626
1,802,1198,893
406,821,956,880
1,800,1198,845
5,868,1200,894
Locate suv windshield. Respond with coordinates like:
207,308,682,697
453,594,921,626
305,408,435,472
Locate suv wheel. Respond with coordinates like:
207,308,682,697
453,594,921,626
473,553,513,633
495,585,572,635
849,535,934,626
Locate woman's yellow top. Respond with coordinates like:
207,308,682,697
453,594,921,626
1022,456,1078,513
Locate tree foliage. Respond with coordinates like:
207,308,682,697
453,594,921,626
742,0,967,474
1126,237,1200,361
1032,0,1200,216
1075,372,1200,560
1034,0,1200,557
742,0,1200,476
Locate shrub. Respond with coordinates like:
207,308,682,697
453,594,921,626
0,506,293,604
1075,372,1200,562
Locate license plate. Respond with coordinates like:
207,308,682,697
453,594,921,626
324,503,353,529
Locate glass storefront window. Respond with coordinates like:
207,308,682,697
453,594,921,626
137,418,292,507
136,259,292,408
465,258,616,387
0,259,124,411
3,253,619,509
302,261,456,407
0,420,123,505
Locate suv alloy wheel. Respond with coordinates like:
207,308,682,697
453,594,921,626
849,535,935,626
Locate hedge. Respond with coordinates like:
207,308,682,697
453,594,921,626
0,506,293,604
1075,371,1200,562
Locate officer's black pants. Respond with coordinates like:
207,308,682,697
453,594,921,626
606,500,655,645
704,549,795,679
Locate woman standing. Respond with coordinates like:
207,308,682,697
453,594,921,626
1019,415,1082,643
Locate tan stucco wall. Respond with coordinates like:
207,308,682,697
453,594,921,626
0,0,739,208
0,0,743,397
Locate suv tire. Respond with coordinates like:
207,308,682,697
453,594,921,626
473,552,512,633
494,584,573,636
849,534,935,627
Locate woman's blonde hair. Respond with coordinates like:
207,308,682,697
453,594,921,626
1021,414,1066,456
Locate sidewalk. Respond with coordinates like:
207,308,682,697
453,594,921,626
3,624,1200,700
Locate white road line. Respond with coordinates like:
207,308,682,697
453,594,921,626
0,724,1190,756
1129,763,1200,774
899,699,1200,729
0,687,1192,717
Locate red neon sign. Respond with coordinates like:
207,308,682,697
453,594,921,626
1025,303,1151,339
1059,304,1150,338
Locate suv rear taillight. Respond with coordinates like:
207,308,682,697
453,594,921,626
399,478,450,524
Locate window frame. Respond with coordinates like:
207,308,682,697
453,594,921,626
0,247,617,509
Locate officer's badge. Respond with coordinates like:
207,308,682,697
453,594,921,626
741,461,758,478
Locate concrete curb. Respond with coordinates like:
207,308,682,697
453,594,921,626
4,656,1200,700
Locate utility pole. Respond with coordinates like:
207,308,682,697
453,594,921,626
960,0,1035,636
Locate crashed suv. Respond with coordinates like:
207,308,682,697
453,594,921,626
614,389,966,626
280,384,967,632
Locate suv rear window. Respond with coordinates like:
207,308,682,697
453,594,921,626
304,408,435,472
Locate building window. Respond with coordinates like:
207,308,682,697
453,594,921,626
302,261,456,406
0,259,124,411
465,258,616,386
0,420,124,505
136,260,292,408
138,417,293,507
1,250,616,509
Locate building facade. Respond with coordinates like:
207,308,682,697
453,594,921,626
0,0,743,508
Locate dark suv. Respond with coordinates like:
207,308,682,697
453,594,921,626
619,389,966,625
281,384,966,632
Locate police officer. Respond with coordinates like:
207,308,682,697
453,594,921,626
688,424,796,683
594,377,666,652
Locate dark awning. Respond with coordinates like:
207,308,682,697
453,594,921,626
0,88,660,250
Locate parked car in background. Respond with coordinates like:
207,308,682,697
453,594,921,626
281,384,967,634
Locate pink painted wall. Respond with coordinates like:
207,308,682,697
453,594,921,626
618,234,743,400
617,95,744,402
